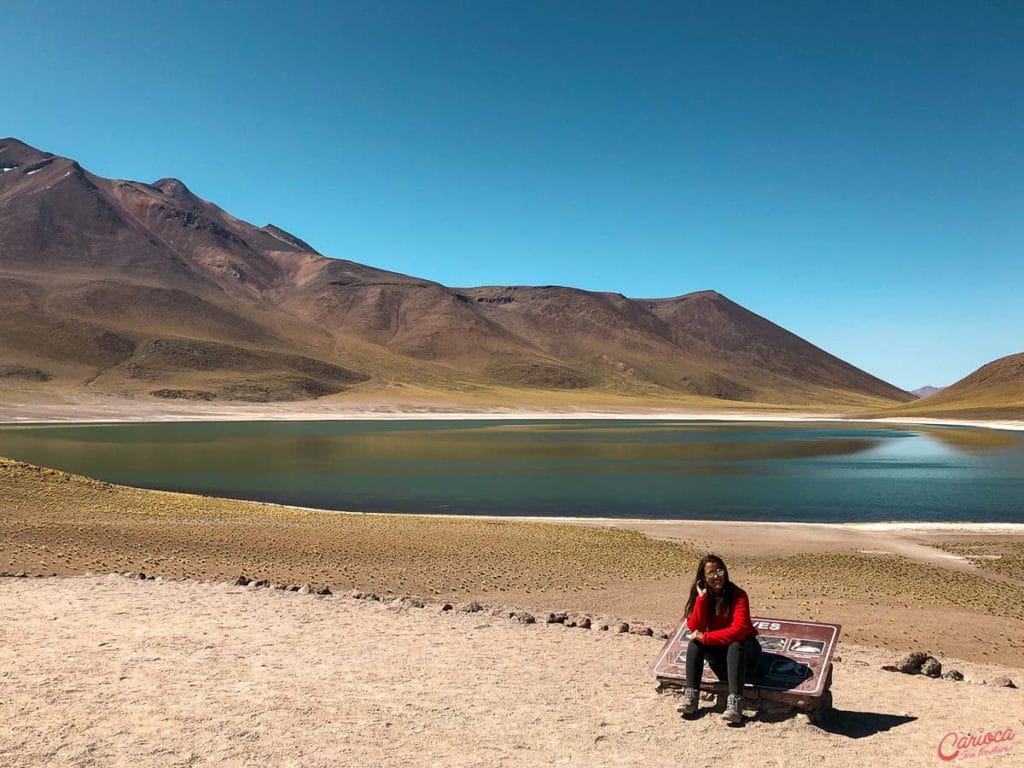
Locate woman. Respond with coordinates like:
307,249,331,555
676,554,761,723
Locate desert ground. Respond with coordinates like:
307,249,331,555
2,575,1022,768
2,408,1023,766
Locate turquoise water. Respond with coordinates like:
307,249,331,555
0,420,1022,523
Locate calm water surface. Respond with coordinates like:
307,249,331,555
0,420,1022,523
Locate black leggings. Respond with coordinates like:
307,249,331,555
685,637,761,695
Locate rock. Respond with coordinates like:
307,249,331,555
136,573,147,580
881,664,899,672
298,584,312,595
598,624,609,631
461,601,484,613
895,651,929,674
546,612,569,624
314,586,332,596
362,592,380,602
403,596,425,608
514,612,536,625
629,625,653,637
989,676,1017,688
348,590,365,599
577,617,592,629
942,670,964,682
440,603,453,612
14,572,27,578
655,631,669,640
615,622,629,633
288,585,301,592
232,576,251,586
833,655,842,663
921,657,942,678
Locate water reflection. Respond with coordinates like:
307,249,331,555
0,421,1021,522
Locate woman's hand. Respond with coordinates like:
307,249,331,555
695,580,706,598
691,630,704,642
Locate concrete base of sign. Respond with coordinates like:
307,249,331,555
656,663,834,723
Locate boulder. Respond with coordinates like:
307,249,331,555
461,601,484,613
989,676,1017,688
895,651,929,674
515,612,537,625
921,657,942,678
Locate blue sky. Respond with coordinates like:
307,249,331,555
4,1,1021,389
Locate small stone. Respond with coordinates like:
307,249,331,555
990,676,1017,688
298,584,312,595
315,586,332,596
233,576,251,587
546,612,569,624
440,603,453,612
363,592,380,601
136,573,147,580
348,590,365,599
921,657,942,678
833,655,842,663
615,622,629,633
895,651,929,674
881,664,899,672
655,631,669,640
461,601,484,613
577,617,592,629
288,585,301,592
515,612,536,625
404,596,425,608
598,624,609,631
629,625,653,637
942,670,964,682
14,572,27,578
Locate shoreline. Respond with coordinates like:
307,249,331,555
0,397,1021,431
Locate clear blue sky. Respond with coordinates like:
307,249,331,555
4,1,1022,390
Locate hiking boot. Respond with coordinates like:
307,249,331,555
676,687,699,715
722,694,743,724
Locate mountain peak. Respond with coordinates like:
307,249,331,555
151,177,198,203
0,137,54,168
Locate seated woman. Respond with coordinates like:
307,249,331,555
676,554,761,723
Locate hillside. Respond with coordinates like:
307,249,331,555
0,138,913,409
875,353,1024,420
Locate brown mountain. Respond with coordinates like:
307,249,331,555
874,354,1024,420
0,138,912,409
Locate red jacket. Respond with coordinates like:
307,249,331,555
686,585,757,645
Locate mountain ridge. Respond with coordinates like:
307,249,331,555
0,138,914,408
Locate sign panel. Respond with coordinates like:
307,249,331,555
651,617,841,697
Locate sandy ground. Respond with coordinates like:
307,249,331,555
1,576,1021,768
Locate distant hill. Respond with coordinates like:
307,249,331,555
877,354,1024,420
911,385,945,398
0,137,913,409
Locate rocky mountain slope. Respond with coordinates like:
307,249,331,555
0,138,913,408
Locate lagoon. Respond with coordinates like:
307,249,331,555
0,420,1022,523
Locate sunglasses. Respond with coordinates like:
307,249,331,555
704,569,726,579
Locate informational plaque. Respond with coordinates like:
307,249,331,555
651,617,841,698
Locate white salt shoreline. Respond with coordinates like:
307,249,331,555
0,403,1021,431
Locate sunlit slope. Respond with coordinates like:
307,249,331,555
869,353,1024,420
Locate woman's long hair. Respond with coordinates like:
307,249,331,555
683,553,733,619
